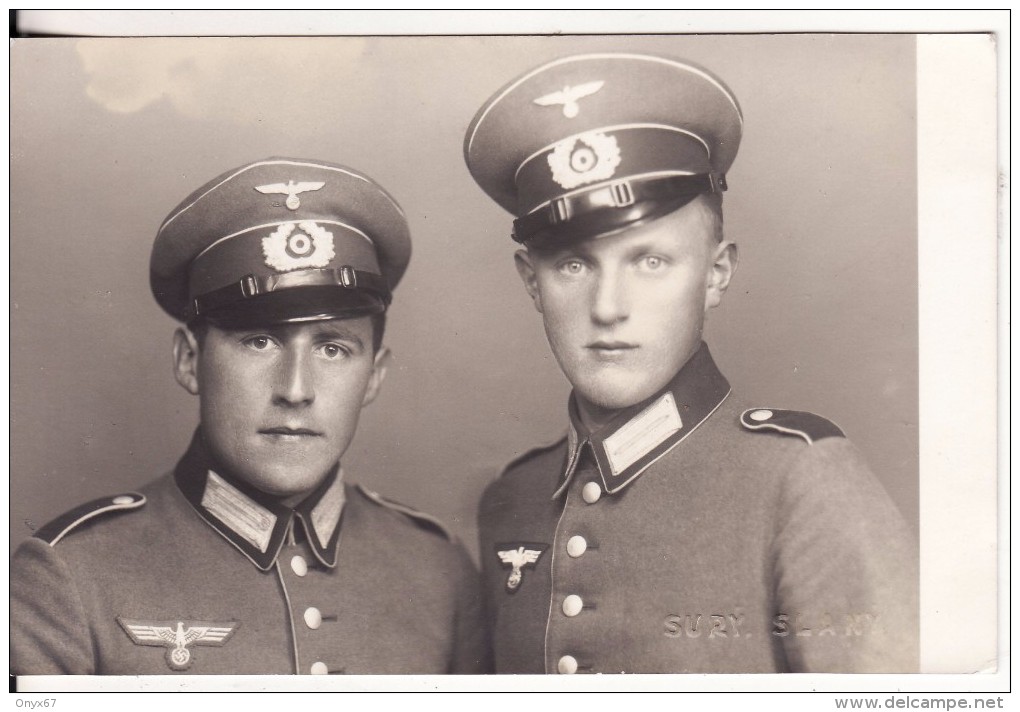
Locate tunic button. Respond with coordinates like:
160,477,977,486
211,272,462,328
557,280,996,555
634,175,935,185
562,594,584,617
304,607,323,629
581,482,602,504
112,495,134,505
310,661,328,675
750,409,773,421
291,555,308,577
566,535,587,558
557,655,578,674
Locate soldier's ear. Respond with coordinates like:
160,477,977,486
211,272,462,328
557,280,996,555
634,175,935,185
705,240,738,311
172,327,201,396
361,346,391,407
514,249,543,313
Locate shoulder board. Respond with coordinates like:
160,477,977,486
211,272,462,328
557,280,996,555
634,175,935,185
356,485,453,542
498,433,569,479
740,408,845,445
33,492,146,546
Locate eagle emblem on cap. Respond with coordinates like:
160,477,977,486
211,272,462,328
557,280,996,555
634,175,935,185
548,131,622,190
262,221,336,272
255,180,325,210
496,544,547,593
118,617,239,671
533,81,604,118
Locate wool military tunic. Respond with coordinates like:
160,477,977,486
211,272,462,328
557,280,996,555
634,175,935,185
478,344,918,674
11,433,490,675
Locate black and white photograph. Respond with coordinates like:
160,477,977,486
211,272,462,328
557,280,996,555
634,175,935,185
7,10,1003,702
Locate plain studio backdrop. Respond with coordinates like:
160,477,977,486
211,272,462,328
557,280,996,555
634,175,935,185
9,35,917,562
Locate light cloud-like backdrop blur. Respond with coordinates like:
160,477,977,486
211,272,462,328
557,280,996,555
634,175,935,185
79,38,367,122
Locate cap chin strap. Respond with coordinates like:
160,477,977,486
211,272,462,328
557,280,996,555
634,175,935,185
511,172,726,245
188,266,391,321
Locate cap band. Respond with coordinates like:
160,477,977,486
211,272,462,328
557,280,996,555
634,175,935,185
511,172,726,244
188,266,391,321
515,126,712,215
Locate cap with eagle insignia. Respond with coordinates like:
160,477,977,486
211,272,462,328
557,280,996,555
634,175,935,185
464,53,742,245
150,157,412,327
740,408,846,445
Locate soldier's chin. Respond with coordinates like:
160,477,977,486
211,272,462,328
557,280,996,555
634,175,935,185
576,379,657,414
244,467,332,501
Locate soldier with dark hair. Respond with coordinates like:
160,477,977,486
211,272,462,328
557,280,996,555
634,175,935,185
11,158,490,675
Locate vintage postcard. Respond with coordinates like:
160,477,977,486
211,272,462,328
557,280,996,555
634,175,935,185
7,10,1004,700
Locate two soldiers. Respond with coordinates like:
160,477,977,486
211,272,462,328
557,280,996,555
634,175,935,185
12,54,917,676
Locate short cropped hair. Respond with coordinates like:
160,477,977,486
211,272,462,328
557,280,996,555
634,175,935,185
697,191,725,244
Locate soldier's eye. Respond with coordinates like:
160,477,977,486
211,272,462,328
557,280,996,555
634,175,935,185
638,255,668,271
242,335,275,351
558,259,587,275
317,343,349,360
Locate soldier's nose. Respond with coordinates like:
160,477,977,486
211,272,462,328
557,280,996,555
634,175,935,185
590,270,629,325
274,347,315,406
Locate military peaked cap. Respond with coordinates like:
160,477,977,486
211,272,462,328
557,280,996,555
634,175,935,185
150,157,411,327
464,53,743,244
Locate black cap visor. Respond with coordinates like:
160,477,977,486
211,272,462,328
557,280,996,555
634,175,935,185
195,286,386,330
523,193,702,250
513,173,725,247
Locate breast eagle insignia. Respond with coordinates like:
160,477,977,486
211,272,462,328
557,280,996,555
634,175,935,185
496,544,548,593
117,617,239,671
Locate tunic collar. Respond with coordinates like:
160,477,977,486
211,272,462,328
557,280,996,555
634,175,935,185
554,342,730,498
174,430,346,571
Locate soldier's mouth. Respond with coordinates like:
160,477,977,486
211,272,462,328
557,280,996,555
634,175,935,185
259,427,322,438
586,341,637,353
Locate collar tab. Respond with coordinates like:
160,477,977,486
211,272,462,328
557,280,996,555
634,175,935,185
294,473,346,568
174,430,345,570
558,342,730,496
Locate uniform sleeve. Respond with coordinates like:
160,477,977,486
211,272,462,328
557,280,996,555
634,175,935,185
10,538,96,675
771,438,919,673
449,541,494,674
